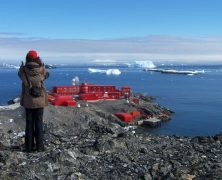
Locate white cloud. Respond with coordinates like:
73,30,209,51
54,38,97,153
0,34,222,64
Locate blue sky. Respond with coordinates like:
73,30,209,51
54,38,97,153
1,0,222,63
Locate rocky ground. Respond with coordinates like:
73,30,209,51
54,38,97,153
0,95,222,179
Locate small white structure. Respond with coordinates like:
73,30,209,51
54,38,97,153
72,76,80,86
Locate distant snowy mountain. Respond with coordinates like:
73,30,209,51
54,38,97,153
1,63,19,69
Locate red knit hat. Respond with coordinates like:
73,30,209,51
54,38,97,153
26,50,38,59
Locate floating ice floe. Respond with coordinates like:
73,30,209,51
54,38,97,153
88,68,106,73
145,68,205,75
88,68,121,75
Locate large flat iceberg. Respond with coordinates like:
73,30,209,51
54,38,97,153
145,68,205,75
88,68,106,73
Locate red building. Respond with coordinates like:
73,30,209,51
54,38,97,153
51,82,131,101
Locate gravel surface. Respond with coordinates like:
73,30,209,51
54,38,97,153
0,95,221,179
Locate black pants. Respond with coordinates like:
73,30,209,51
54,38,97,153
25,108,44,151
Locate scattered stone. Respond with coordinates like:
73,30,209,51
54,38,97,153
0,95,221,179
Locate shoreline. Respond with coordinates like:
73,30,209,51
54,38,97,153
0,95,222,179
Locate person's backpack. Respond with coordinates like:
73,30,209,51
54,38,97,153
23,68,42,98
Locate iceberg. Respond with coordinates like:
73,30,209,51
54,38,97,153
88,68,107,73
88,68,121,75
145,68,205,75
134,61,156,69
125,63,133,67
106,69,121,75
125,61,156,68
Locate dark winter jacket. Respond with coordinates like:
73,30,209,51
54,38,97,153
18,61,49,108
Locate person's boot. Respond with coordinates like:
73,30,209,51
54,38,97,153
37,145,45,152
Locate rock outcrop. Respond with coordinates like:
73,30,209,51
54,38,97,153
0,95,221,179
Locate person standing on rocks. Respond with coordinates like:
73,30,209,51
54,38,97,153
18,50,49,152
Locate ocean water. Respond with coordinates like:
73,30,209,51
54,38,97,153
1,64,222,136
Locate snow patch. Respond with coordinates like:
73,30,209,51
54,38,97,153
0,103,20,110
13,131,25,139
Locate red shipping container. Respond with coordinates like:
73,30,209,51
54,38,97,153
51,95,73,106
63,100,77,107
130,111,141,118
51,100,64,106
114,113,133,122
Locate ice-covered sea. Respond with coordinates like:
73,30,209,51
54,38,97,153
1,62,222,136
